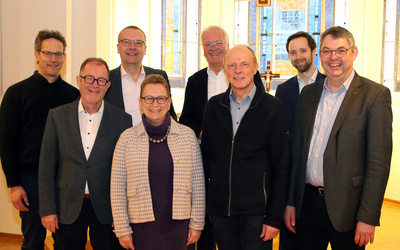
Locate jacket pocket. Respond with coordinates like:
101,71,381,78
352,176,364,186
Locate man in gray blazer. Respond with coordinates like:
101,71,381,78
284,26,392,250
104,25,177,125
39,58,132,250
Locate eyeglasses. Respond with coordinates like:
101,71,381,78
203,41,226,49
118,39,146,47
79,75,109,86
40,51,64,59
141,96,169,104
320,47,353,58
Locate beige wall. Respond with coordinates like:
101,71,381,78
0,0,399,236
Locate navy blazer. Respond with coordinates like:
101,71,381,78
179,68,263,137
275,71,325,132
105,65,177,120
38,100,132,224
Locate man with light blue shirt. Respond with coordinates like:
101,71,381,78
284,26,392,250
201,45,290,250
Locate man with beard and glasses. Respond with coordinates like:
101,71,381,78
275,31,326,133
105,25,177,126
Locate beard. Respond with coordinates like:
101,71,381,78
293,58,313,73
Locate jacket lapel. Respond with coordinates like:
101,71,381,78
327,73,362,147
87,102,110,161
69,100,87,160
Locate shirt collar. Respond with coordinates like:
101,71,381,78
78,99,104,114
120,65,146,79
297,68,318,85
323,70,355,92
207,67,225,77
229,83,256,104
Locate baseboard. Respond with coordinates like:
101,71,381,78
384,198,400,205
0,232,22,239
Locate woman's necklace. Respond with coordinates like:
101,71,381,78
148,125,171,143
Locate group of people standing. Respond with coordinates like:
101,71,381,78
0,24,392,250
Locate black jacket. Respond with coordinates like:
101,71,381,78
201,81,290,229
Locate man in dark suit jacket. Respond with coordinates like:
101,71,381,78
275,31,326,134
104,25,176,125
180,26,262,138
275,32,325,250
284,27,392,250
39,58,132,250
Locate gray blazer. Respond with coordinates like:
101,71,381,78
289,72,392,232
39,99,132,225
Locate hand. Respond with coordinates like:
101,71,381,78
187,228,202,246
118,235,134,250
41,214,59,233
354,221,375,246
284,205,296,233
260,224,279,241
10,186,29,211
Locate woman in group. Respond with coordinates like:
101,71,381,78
110,74,205,250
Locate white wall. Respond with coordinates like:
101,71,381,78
0,0,98,234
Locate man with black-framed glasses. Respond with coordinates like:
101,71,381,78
0,29,79,249
39,58,132,250
105,25,177,126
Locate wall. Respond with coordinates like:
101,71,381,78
0,0,99,234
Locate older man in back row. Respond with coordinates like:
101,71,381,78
201,45,290,250
285,26,392,250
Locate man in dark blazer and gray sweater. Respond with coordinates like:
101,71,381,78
285,27,392,250
39,58,132,250
105,25,176,125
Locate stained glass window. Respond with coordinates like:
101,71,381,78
234,0,332,81
162,0,199,88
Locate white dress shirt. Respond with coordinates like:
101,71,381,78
207,68,228,100
297,68,319,93
121,65,146,126
78,99,104,194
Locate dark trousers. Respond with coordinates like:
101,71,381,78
197,215,216,250
211,214,272,250
55,198,123,250
295,185,365,250
19,174,47,250
279,221,296,250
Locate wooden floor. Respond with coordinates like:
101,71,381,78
1,201,399,250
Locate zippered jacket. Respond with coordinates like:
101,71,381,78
201,81,291,229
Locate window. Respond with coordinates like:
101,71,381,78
234,0,333,84
382,0,400,92
162,0,200,88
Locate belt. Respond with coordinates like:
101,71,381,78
306,183,324,196
84,194,90,199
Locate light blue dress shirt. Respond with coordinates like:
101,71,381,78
306,71,355,187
